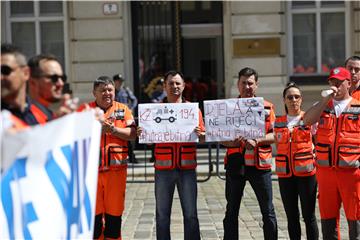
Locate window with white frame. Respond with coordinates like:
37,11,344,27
289,1,347,76
5,1,66,68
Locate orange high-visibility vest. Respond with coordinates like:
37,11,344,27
29,103,51,124
274,113,316,177
315,98,360,169
4,102,49,129
9,114,29,129
352,88,360,101
225,100,275,170
154,110,205,170
154,142,197,170
78,101,134,171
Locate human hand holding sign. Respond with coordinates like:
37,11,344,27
136,126,143,137
194,126,205,143
234,135,257,149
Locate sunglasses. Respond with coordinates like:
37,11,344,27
40,74,67,84
1,64,21,76
286,95,301,100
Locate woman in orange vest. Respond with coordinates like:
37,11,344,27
274,82,318,240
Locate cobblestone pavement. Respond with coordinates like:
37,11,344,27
122,174,348,240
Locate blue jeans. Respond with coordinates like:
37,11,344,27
155,168,200,240
223,166,278,240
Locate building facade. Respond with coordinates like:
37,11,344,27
2,1,359,114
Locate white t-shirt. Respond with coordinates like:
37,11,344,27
287,115,301,131
287,114,317,135
333,98,352,117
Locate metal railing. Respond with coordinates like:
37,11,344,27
126,143,226,183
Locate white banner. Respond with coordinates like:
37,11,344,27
204,97,266,142
138,103,199,143
0,110,101,239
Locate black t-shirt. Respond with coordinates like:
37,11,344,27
1,96,53,125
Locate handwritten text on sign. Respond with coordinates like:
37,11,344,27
204,97,265,141
138,103,199,143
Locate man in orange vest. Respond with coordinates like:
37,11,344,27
28,54,77,118
222,67,277,240
78,76,136,240
304,67,360,239
1,43,53,125
138,70,205,240
346,56,360,100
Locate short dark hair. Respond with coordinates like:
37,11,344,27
1,43,27,66
345,56,360,66
28,54,61,78
93,76,114,90
113,73,124,81
238,67,258,82
164,70,184,82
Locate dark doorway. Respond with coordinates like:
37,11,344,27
131,1,224,107
131,1,177,104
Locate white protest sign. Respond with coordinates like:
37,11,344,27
1,110,101,239
138,103,199,143
204,97,266,141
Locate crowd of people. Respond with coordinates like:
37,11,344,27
2,42,360,240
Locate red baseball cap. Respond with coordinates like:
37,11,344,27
328,67,351,81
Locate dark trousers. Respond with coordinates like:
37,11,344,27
223,166,278,240
155,169,200,240
128,141,136,162
278,175,319,240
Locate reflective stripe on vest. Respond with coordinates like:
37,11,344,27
343,106,360,114
260,157,272,167
179,145,197,169
155,159,173,167
154,143,197,170
243,145,273,169
316,100,360,169
110,159,128,167
315,143,331,167
107,145,128,168
154,145,175,169
316,159,331,167
275,113,315,177
257,145,273,169
276,166,287,174
80,101,130,170
225,100,274,170
338,159,360,168
180,159,197,167
244,149,255,166
295,164,315,173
